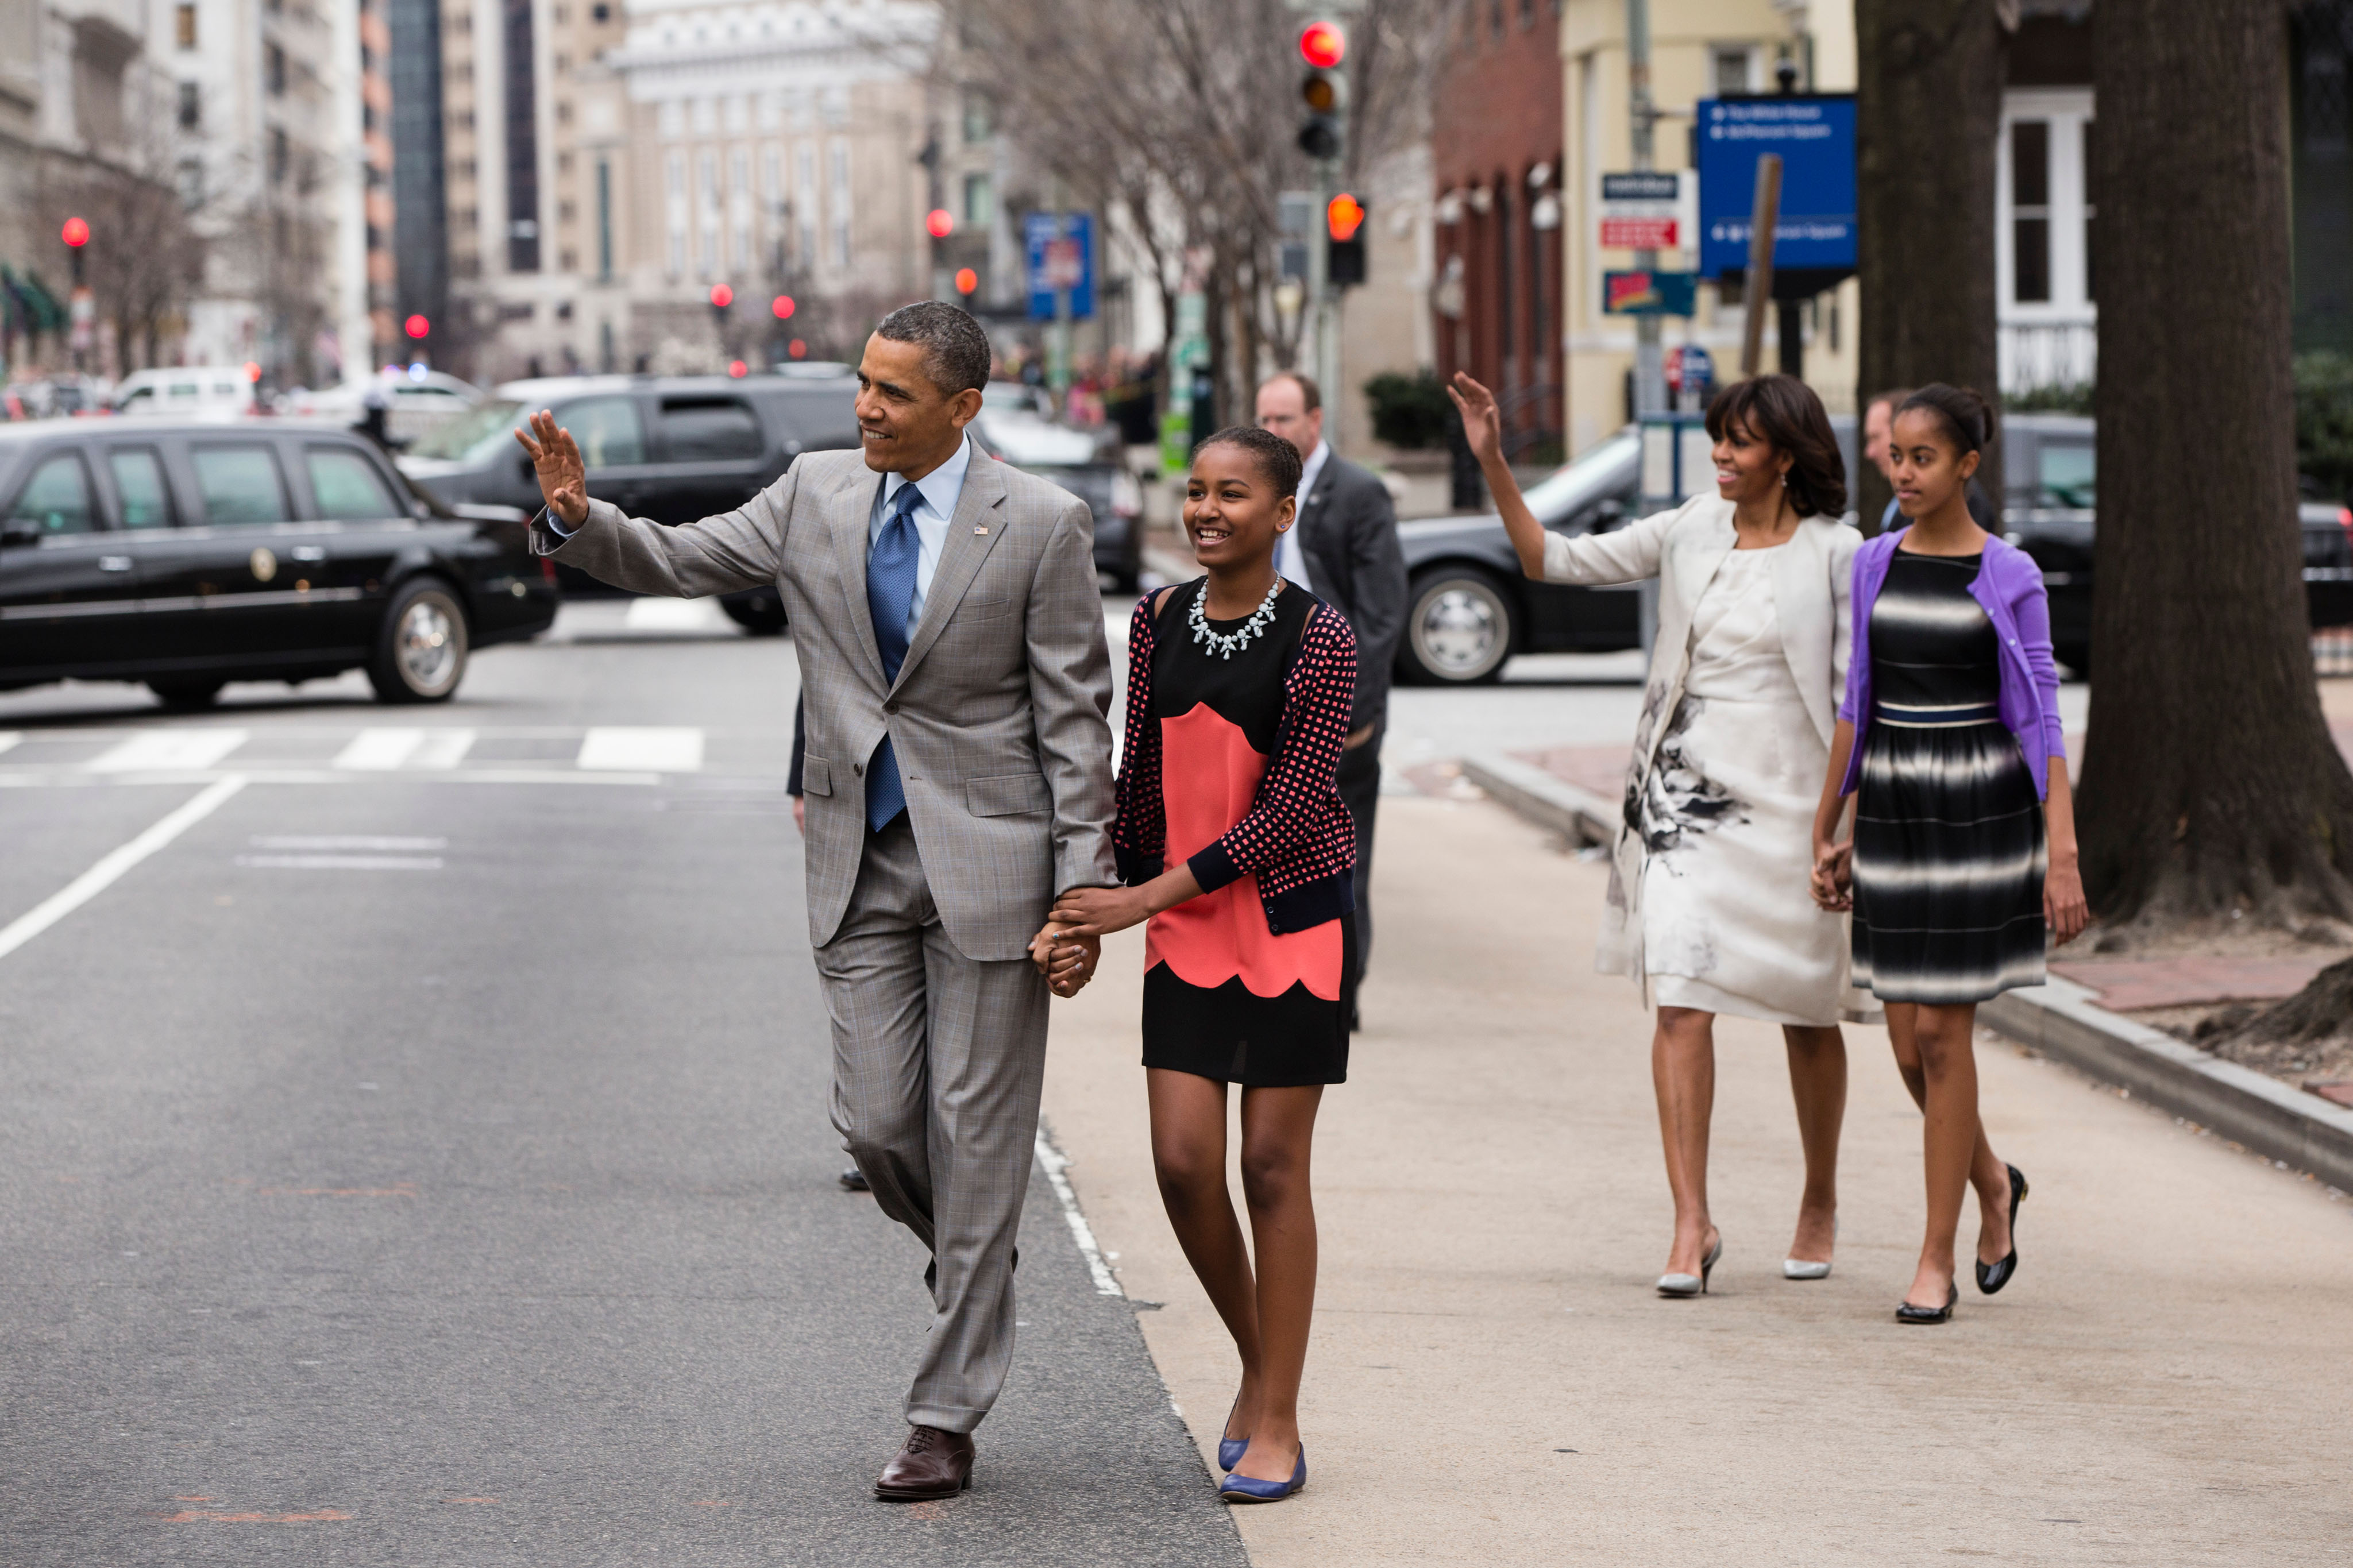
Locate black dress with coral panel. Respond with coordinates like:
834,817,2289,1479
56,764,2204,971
1140,581,1357,1087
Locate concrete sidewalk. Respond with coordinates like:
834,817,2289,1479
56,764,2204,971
1039,795,2353,1565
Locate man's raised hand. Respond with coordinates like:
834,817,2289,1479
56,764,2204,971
514,410,589,527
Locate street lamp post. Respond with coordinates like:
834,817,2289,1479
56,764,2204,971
1626,0,1666,415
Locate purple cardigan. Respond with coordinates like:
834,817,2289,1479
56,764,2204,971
1837,527,2066,800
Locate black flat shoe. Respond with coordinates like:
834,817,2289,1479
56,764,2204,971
1975,1164,2028,1295
1896,1284,1959,1325
839,1167,871,1192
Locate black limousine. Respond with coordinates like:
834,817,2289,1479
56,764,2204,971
0,419,556,706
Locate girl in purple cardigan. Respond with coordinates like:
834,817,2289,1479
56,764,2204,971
1808,384,2089,1325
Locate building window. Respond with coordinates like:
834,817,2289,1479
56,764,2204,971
592,2,608,20
176,2,197,48
269,126,288,183
177,80,200,128
266,41,286,94
504,0,539,272
1711,45,1754,95
700,149,720,275
597,157,613,280
2011,119,2051,303
666,150,686,275
2081,119,2097,302
795,142,817,269
963,172,994,227
961,85,994,144
828,138,851,269
1488,0,1504,42
177,157,204,209
1495,181,1514,381
1519,0,1534,26
731,146,752,271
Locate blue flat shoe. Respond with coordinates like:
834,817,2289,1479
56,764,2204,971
1218,1446,1305,1503
1217,1397,1247,1472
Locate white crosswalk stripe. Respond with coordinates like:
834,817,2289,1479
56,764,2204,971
623,597,734,633
406,729,477,769
576,726,704,772
331,728,426,770
86,729,250,772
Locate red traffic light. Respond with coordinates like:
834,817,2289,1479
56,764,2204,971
954,267,978,295
243,361,262,382
1298,19,1345,69
788,338,808,359
404,314,430,339
772,293,795,319
1326,192,1365,242
61,217,90,248
728,359,748,378
926,208,955,239
709,283,734,309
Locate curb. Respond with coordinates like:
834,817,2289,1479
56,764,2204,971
1980,977,2353,1192
1457,751,1617,847
1460,750,2353,1191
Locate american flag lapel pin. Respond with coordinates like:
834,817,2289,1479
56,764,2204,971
974,524,989,534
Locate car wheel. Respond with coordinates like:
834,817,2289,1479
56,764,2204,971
369,579,469,703
720,595,789,637
1397,567,1517,685
148,679,224,710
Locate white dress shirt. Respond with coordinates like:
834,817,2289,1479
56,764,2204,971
870,434,973,639
1279,439,1328,593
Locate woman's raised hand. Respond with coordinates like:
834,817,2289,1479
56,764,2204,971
1445,372,1506,470
513,410,589,526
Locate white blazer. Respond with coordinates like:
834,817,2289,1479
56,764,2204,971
1541,493,1859,980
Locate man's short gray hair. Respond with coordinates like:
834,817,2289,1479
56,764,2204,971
874,300,991,397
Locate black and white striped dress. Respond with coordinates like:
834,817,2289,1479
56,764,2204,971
1850,550,2046,1003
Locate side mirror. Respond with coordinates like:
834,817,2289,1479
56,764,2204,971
0,520,41,549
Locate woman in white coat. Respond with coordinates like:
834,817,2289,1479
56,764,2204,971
1451,372,1863,1296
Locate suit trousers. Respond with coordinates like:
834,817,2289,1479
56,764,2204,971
818,815,1050,1434
1337,717,1383,979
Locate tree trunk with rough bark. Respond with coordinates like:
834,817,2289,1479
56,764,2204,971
2078,0,2353,934
1854,0,2007,526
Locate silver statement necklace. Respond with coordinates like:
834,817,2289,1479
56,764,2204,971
1189,576,1282,660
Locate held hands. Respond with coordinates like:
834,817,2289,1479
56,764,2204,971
1028,925,1100,998
514,410,589,527
1810,837,1853,913
1444,372,1506,471
1047,885,1154,940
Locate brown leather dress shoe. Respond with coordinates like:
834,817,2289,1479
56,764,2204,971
874,1424,974,1501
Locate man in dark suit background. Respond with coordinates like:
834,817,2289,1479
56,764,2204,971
1255,372,1408,1014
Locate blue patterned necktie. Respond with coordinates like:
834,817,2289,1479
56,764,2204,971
863,481,923,829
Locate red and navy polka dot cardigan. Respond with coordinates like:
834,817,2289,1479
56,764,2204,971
1110,589,1359,936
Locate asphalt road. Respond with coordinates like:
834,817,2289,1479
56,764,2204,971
0,605,1246,1566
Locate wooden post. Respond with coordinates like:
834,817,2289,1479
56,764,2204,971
1738,153,1782,377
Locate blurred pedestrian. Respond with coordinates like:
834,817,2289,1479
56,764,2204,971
1809,384,2088,1325
1451,370,1862,1296
518,300,1118,1500
1040,426,1356,1504
1864,387,1915,532
1255,372,1406,1022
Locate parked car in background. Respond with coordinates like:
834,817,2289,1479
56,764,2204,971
396,368,862,634
280,369,483,449
111,366,257,422
0,419,554,706
969,399,1142,591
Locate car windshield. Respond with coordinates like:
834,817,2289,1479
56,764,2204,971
1515,430,1640,524
409,397,527,461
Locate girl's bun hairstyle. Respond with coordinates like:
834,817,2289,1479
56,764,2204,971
1703,373,1847,519
1194,424,1304,498
1895,383,1998,458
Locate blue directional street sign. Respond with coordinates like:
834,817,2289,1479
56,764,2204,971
1696,94,1857,280
1024,212,1096,322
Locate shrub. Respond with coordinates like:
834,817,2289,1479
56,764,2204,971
1363,369,1456,450
2296,350,2353,501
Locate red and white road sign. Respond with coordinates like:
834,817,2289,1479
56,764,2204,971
1600,216,1679,250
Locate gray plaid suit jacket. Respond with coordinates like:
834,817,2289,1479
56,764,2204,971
533,441,1118,960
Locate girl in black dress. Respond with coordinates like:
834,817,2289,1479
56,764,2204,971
1040,426,1357,1503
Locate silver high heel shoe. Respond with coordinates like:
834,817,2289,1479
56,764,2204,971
1657,1233,1722,1297
1783,1218,1839,1280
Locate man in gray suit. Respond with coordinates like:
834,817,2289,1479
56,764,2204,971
1255,372,1407,1002
515,302,1113,1501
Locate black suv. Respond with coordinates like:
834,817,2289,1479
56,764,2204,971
398,370,862,635
0,419,555,706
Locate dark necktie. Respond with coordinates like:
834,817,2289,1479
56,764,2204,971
863,481,923,829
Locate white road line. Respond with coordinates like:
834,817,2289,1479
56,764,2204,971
250,835,448,851
86,729,251,773
406,728,477,769
1033,1126,1123,1297
331,728,425,770
234,854,443,871
577,726,704,773
622,597,734,633
0,775,247,964
0,732,20,758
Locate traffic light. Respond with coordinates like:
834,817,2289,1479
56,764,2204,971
1297,20,1345,162
1326,192,1367,287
